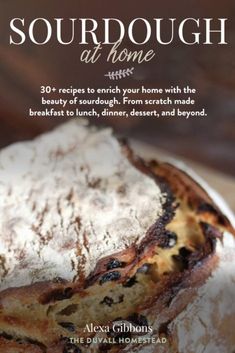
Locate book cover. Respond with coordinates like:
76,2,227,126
0,1,234,352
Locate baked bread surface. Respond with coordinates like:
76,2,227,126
0,121,234,353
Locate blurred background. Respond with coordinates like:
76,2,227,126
0,0,235,176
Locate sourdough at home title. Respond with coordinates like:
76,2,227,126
9,17,228,63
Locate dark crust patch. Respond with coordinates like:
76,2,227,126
100,296,114,307
58,322,76,332
158,231,178,249
99,271,121,285
127,313,149,327
84,156,177,289
63,342,82,353
138,223,220,314
149,160,234,234
106,259,126,271
200,221,223,240
40,287,73,305
171,222,219,275
100,295,124,307
122,276,138,288
158,321,171,337
0,333,46,352
82,142,231,293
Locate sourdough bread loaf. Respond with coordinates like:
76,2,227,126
0,121,234,353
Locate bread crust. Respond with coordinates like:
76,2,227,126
0,336,44,353
0,129,234,353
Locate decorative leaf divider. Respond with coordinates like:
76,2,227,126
104,67,134,80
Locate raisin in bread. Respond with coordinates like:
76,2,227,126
0,121,234,353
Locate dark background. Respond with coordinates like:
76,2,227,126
0,0,234,176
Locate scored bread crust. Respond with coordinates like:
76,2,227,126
0,123,234,353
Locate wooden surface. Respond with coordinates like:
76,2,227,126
132,141,235,214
